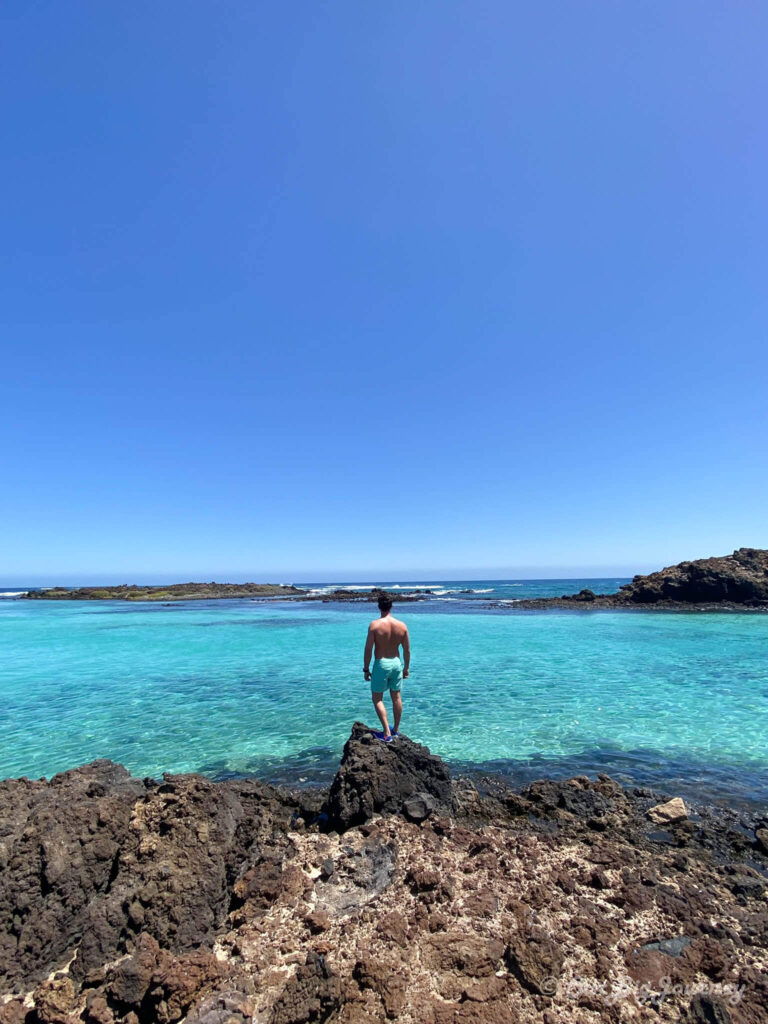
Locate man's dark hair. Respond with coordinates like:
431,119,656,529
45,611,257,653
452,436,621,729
377,593,393,613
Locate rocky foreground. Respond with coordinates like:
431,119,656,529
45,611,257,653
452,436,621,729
1,727,767,1024
499,548,768,611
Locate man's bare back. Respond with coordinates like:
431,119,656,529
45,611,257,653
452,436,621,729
368,615,409,659
363,596,410,741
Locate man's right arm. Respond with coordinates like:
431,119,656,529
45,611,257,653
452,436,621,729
401,627,410,678
363,625,375,681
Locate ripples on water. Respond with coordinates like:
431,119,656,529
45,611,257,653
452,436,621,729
2,583,767,806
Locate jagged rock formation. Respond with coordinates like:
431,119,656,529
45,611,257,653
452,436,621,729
618,548,768,605
1,730,767,1023
501,548,768,611
322,722,452,828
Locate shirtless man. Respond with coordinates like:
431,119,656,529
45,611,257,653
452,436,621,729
363,593,410,741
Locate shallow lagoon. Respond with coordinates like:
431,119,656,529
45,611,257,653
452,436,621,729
2,595,767,805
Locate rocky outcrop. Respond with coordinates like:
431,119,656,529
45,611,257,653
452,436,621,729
0,761,144,992
1,734,767,1024
619,548,768,605
500,548,768,611
0,762,304,994
322,722,452,829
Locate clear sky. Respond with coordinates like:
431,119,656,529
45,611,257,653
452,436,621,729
2,2,767,584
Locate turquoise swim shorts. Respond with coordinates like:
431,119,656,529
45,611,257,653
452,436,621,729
370,656,403,693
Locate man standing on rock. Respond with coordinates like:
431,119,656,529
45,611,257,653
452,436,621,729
363,593,410,742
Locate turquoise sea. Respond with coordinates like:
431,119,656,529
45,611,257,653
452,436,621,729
2,580,767,806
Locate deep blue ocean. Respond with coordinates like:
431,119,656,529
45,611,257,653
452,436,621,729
2,579,767,806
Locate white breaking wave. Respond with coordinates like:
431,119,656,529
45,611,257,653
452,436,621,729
470,588,494,593
305,583,446,595
305,584,381,595
0,591,25,598
387,584,443,590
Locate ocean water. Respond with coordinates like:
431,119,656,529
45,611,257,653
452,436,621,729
2,581,767,806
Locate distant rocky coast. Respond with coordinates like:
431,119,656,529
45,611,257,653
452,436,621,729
1,725,767,1024
495,548,768,612
16,548,768,610
19,584,431,604
21,583,306,602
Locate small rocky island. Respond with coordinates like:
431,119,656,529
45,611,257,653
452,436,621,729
0,726,766,1024
20,584,432,604
500,547,768,611
21,583,306,602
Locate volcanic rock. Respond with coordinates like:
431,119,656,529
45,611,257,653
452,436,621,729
0,761,300,993
689,994,734,1023
498,547,768,610
322,722,451,829
2,729,768,1023
268,952,341,1024
621,547,768,605
402,791,437,822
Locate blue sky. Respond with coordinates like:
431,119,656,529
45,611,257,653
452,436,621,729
2,2,767,583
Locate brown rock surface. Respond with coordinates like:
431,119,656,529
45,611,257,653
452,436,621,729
1,731,767,1023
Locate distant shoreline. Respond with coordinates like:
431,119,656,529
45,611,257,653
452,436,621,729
13,548,768,610
20,582,306,601
18,582,431,603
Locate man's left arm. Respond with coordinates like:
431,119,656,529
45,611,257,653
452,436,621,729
363,626,374,681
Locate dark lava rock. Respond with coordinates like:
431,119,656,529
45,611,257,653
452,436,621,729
522,777,615,821
688,994,733,1024
322,722,451,830
402,792,437,823
621,548,768,605
504,932,563,994
0,760,144,992
499,547,768,610
729,875,766,899
0,761,301,994
641,935,691,957
268,952,341,1024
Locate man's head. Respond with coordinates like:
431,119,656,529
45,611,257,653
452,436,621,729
377,593,393,614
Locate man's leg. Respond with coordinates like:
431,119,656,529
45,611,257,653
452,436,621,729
391,690,402,734
371,692,391,737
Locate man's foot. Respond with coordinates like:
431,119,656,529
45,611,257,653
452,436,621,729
373,731,393,743
390,728,399,738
